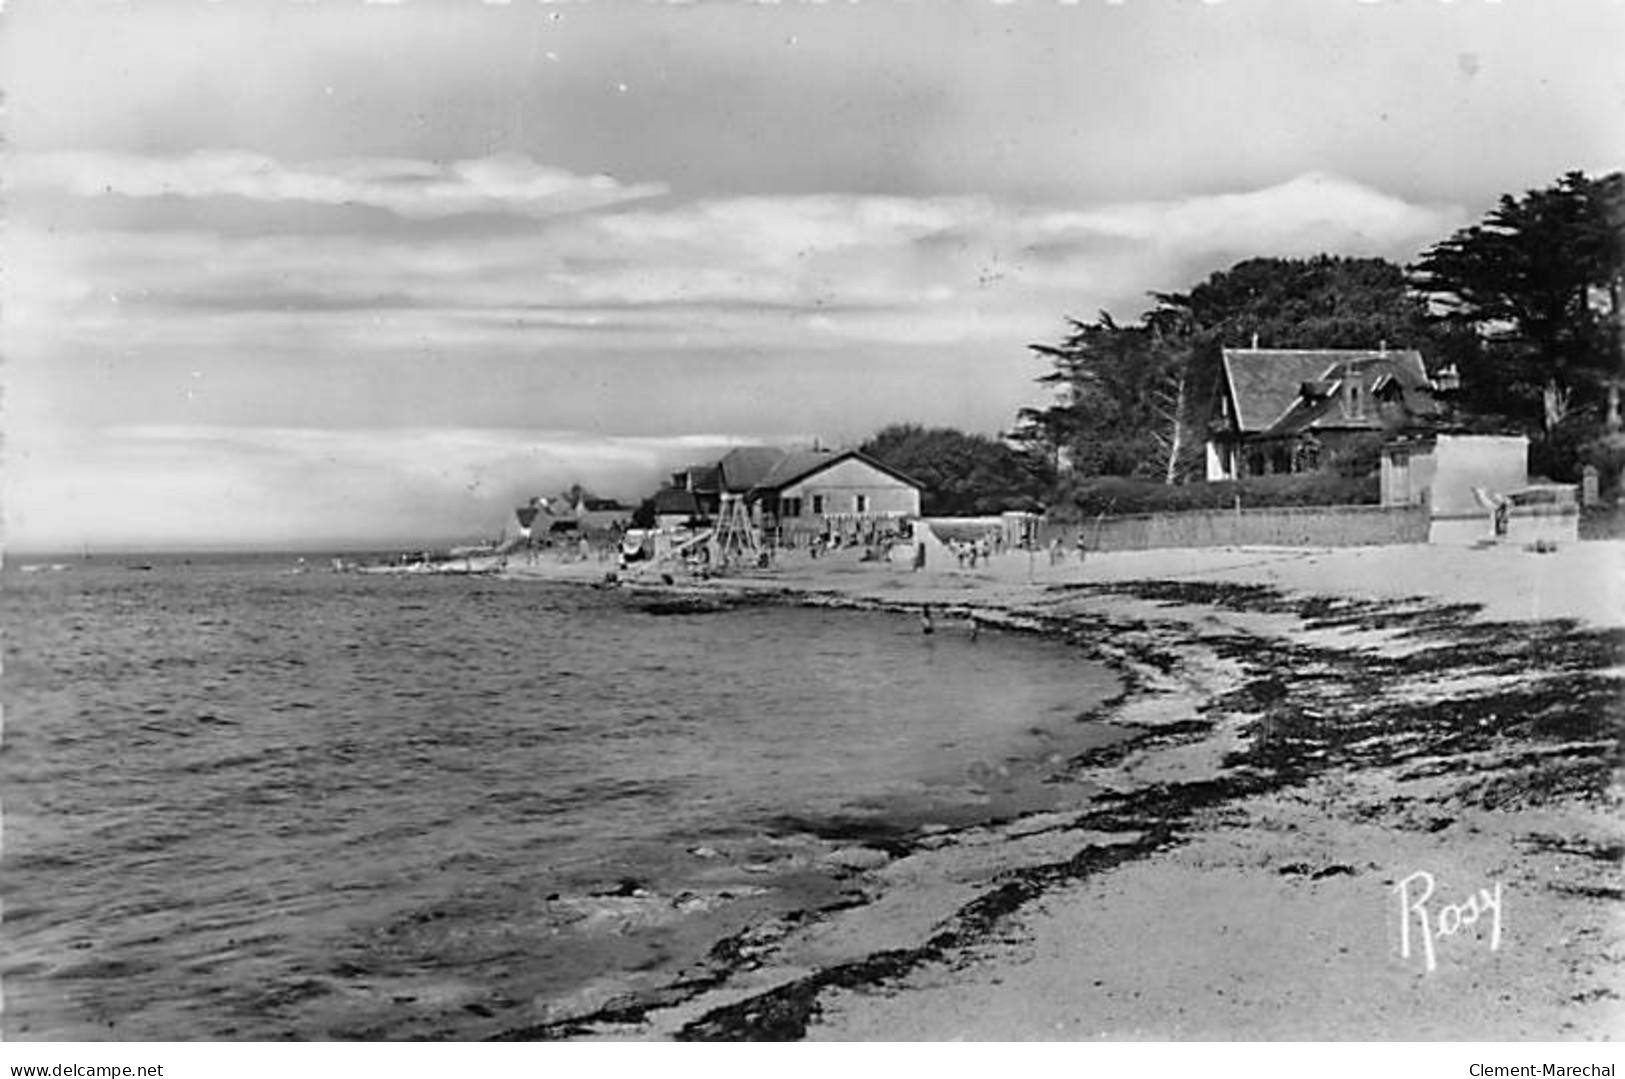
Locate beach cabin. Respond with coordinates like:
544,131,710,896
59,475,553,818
650,444,923,548
748,449,923,547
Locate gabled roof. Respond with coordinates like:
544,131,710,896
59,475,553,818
1269,352,1437,435
749,449,923,494
1219,348,1431,434
716,446,789,492
754,449,843,490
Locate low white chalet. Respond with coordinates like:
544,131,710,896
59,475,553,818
652,445,923,545
750,448,922,545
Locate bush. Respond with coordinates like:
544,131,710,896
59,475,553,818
1576,431,1625,499
1052,473,1378,520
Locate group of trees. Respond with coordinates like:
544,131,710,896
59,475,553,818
1014,255,1439,483
619,171,1619,522
1412,171,1624,479
1016,170,1623,490
857,424,1052,516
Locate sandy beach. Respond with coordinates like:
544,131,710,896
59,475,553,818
479,539,1623,1040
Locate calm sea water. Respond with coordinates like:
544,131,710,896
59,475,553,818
2,555,1120,1040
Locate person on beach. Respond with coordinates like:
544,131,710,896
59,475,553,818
913,541,926,572
920,604,935,635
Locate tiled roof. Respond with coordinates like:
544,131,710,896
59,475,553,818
1220,349,1432,435
754,449,842,491
750,449,924,494
717,446,789,492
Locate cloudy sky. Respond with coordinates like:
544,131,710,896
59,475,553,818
3,0,1622,550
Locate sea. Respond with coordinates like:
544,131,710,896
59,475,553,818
1,553,1123,1040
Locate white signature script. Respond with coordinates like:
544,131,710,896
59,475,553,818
1394,869,1504,972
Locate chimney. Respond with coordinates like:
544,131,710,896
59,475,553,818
1250,332,1260,350
1379,339,1387,355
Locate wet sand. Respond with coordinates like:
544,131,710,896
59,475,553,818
483,541,1622,1040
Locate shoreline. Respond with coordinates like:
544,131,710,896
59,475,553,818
469,540,1624,1040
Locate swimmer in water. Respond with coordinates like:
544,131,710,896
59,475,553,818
920,604,935,635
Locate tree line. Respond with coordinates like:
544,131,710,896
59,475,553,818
862,169,1623,510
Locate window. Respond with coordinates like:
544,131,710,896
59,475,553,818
811,494,825,515
854,494,868,514
781,497,802,518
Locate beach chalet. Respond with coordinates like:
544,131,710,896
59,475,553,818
663,446,787,524
748,448,922,546
1206,346,1442,481
653,445,923,545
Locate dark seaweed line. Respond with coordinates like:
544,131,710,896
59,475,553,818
491,578,1623,1041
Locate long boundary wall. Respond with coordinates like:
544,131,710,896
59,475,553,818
1044,504,1429,552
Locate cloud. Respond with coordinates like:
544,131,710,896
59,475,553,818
1015,173,1463,261
3,169,1474,549
7,170,1465,348
5,150,669,219
2,424,792,550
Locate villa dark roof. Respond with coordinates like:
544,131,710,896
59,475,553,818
1220,348,1433,436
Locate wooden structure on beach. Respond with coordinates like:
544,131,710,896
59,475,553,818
650,444,923,548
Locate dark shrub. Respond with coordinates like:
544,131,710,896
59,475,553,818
1053,473,1378,520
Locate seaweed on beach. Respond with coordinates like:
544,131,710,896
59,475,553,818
703,595,1623,1038
495,579,1624,1042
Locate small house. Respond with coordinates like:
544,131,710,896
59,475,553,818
649,444,924,547
748,448,922,546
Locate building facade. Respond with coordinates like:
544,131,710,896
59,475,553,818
751,450,922,545
650,445,923,546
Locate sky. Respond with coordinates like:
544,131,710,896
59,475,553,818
3,0,1623,551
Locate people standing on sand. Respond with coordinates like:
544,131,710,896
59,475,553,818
1074,534,1087,564
1049,537,1063,566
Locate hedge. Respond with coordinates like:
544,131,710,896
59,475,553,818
1052,473,1379,520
